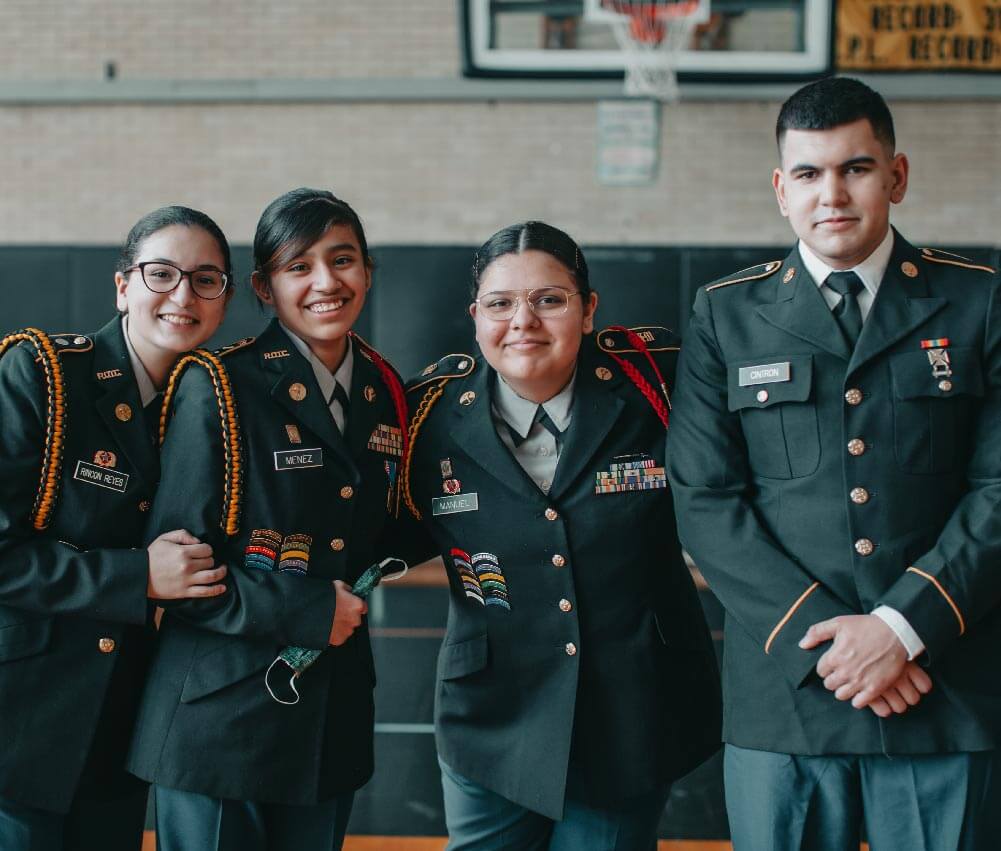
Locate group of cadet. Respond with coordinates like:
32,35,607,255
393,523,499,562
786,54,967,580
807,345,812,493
0,76,998,851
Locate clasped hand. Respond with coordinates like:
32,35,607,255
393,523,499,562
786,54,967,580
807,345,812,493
799,615,932,718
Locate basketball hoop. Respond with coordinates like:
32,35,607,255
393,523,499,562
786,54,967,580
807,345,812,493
585,0,711,102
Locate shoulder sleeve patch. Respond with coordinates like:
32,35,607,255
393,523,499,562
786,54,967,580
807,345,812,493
214,336,256,358
920,248,995,274
706,260,783,292
597,325,679,354
49,333,94,354
406,353,476,393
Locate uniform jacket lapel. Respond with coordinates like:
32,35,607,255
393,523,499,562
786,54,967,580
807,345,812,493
848,232,946,374
92,317,158,490
345,348,385,462
755,246,853,362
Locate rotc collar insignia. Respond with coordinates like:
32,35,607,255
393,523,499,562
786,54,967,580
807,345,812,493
263,349,290,360
96,368,123,380
274,448,323,471
450,547,510,611
364,385,376,402
595,453,667,494
738,361,791,387
115,403,133,422
93,450,117,468
783,267,796,284
595,367,612,381
901,261,919,278
285,424,302,444
73,460,129,494
443,478,461,495
368,423,403,456
459,390,476,406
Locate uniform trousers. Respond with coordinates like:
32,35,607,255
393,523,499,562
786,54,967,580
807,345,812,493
439,758,668,851
153,785,354,851
0,786,147,851
724,744,997,851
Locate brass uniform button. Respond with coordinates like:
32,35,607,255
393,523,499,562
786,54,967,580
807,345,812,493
138,500,151,513
114,403,132,422
459,391,476,406
847,438,866,457
854,538,875,556
288,382,307,401
544,507,559,521
74,336,87,345
330,538,345,552
850,487,870,505
558,598,573,613
340,486,354,499
565,642,577,656
595,367,613,381
939,380,953,392
845,388,863,406
756,389,769,403
457,359,469,371
551,554,566,568
98,637,116,653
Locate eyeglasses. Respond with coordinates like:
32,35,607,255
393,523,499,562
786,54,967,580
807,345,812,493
125,261,229,300
474,287,581,321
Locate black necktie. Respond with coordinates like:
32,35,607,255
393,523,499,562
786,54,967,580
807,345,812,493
826,271,864,347
144,393,163,444
327,381,350,431
505,406,563,449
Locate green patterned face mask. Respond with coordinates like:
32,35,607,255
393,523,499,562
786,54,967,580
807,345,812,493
265,557,408,705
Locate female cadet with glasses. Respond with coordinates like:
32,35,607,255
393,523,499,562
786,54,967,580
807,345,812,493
398,221,722,851
0,206,233,850
128,188,409,851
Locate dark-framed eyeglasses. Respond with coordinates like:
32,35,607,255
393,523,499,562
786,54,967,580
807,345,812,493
125,261,229,300
474,286,581,321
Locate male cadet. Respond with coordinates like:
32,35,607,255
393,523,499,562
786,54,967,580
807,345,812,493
667,76,1001,850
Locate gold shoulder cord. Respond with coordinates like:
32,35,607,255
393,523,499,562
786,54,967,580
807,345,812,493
160,349,243,537
0,328,67,530
400,380,448,521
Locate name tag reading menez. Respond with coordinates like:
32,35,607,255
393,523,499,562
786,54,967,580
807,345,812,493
74,460,129,493
274,448,324,471
738,361,791,386
432,493,479,516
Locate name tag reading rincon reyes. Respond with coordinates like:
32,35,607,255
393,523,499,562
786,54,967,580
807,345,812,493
274,449,324,471
73,460,129,493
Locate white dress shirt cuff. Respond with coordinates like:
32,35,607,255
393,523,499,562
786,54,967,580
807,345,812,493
872,605,925,660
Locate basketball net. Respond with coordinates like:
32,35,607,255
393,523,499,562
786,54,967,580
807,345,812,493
597,0,706,102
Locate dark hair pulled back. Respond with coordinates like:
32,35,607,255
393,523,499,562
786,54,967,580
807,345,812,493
470,221,590,301
117,205,233,282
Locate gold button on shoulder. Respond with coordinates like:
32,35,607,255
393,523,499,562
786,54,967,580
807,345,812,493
459,390,476,406
340,486,354,499
756,389,769,403
288,382,307,401
98,637,116,653
565,642,577,656
939,379,953,392
114,403,132,422
558,598,573,613
595,367,613,381
850,487,870,505
330,538,345,551
457,359,469,371
551,554,566,568
544,507,559,521
847,438,866,457
845,388,863,406
854,538,875,556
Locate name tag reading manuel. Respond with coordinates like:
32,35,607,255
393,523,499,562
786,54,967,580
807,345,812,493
432,493,479,516
738,361,791,386
274,448,324,471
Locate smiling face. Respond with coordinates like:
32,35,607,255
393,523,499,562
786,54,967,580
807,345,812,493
252,223,371,372
470,250,598,403
114,224,229,379
773,118,908,269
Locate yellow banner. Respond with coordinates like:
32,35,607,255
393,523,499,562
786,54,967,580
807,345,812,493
836,0,1001,70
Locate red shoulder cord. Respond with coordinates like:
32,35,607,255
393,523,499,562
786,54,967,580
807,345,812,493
601,326,671,430
349,333,409,462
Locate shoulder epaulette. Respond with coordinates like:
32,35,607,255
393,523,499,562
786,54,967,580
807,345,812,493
213,336,255,358
401,353,476,520
596,326,671,429
705,260,783,292
920,248,995,274
0,328,68,530
161,349,242,537
48,334,94,354
597,325,679,354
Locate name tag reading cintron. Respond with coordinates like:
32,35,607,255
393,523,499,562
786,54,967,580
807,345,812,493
432,493,479,516
274,449,324,471
738,362,791,386
73,461,129,493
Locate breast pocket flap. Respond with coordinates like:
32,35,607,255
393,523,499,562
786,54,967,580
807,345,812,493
180,637,277,703
727,355,813,412
438,634,488,681
0,618,52,663
892,347,984,400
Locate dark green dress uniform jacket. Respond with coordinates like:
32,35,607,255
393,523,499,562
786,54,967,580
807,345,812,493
667,232,1001,755
0,318,154,813
127,319,404,804
401,330,721,821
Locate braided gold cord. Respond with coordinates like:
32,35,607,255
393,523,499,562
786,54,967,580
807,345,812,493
401,382,446,520
0,328,67,530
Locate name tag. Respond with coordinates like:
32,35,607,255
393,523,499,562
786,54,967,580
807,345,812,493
738,362,791,386
73,460,129,493
432,493,479,516
274,448,323,471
